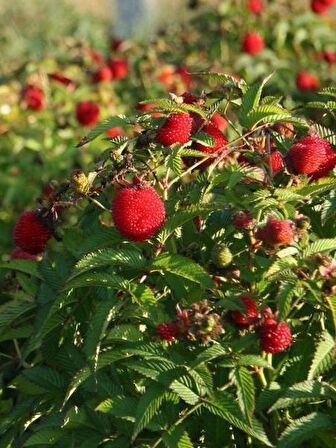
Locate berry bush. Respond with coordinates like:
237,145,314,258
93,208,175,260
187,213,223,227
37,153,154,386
0,1,336,447
1,70,336,447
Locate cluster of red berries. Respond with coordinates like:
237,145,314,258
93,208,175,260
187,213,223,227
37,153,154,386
12,211,52,260
230,296,292,353
158,65,192,92
311,0,335,15
156,94,228,167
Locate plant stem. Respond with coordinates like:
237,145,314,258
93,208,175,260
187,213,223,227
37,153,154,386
258,369,268,388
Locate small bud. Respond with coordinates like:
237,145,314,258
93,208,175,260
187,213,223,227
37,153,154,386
71,170,91,195
211,244,233,268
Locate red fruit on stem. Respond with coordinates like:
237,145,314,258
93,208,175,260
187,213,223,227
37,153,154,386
111,186,165,241
296,71,319,91
311,0,333,14
14,211,52,254
76,101,100,127
247,0,263,14
194,123,228,167
256,216,295,246
310,145,336,180
21,85,44,111
106,127,125,138
231,295,258,328
157,322,178,341
92,65,113,83
321,50,336,65
182,92,199,104
268,151,284,174
259,319,292,353
287,134,329,175
176,66,192,89
233,210,253,228
210,113,228,132
108,58,128,80
157,112,193,146
242,32,264,55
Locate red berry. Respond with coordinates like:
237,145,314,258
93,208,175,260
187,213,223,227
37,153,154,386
247,0,263,14
194,123,228,167
11,247,40,260
242,32,264,55
157,322,178,341
176,66,192,89
111,38,124,51
86,48,104,64
259,319,292,353
182,92,199,104
92,65,113,83
76,101,100,127
210,113,228,132
108,58,128,80
256,216,295,246
48,72,74,88
106,127,125,138
136,102,162,118
14,211,52,254
311,0,333,14
21,85,44,111
310,145,336,180
268,151,284,174
287,135,329,175
296,71,319,91
231,295,258,328
233,210,253,228
111,186,165,241
321,50,336,65
157,112,193,146
158,65,176,89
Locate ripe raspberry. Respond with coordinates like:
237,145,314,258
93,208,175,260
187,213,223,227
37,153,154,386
231,295,258,328
233,210,253,228
14,211,52,254
157,322,178,341
111,186,165,241
106,127,125,138
256,216,295,246
321,50,336,65
247,0,263,14
92,65,113,83
259,319,292,353
176,66,192,89
76,101,100,127
21,85,44,111
210,113,228,132
182,92,199,104
108,58,128,80
296,71,319,91
211,244,233,268
242,32,264,55
268,151,284,174
157,112,192,146
311,0,333,14
194,123,228,167
158,65,176,89
48,72,74,88
11,247,40,260
310,145,336,180
287,135,328,175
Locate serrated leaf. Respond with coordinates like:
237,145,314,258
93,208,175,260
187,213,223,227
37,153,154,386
278,413,335,448
24,428,63,446
77,116,131,146
308,331,335,380
193,72,247,91
240,74,273,127
151,254,213,288
0,260,42,278
302,239,336,258
63,272,129,292
234,366,255,423
237,355,273,369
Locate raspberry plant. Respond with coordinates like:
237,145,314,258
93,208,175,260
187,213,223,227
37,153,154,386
1,73,336,447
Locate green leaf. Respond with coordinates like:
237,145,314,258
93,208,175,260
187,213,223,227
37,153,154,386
234,366,255,423
151,254,213,288
24,428,63,446
193,72,247,91
240,74,273,127
77,115,131,146
0,260,42,278
71,248,147,279
63,272,129,291
163,426,194,448
269,381,336,412
204,391,272,446
132,386,169,440
308,331,335,380
0,301,35,329
278,413,335,448
237,355,273,370
302,239,336,258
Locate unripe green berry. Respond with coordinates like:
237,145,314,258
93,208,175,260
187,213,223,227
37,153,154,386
211,244,233,268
